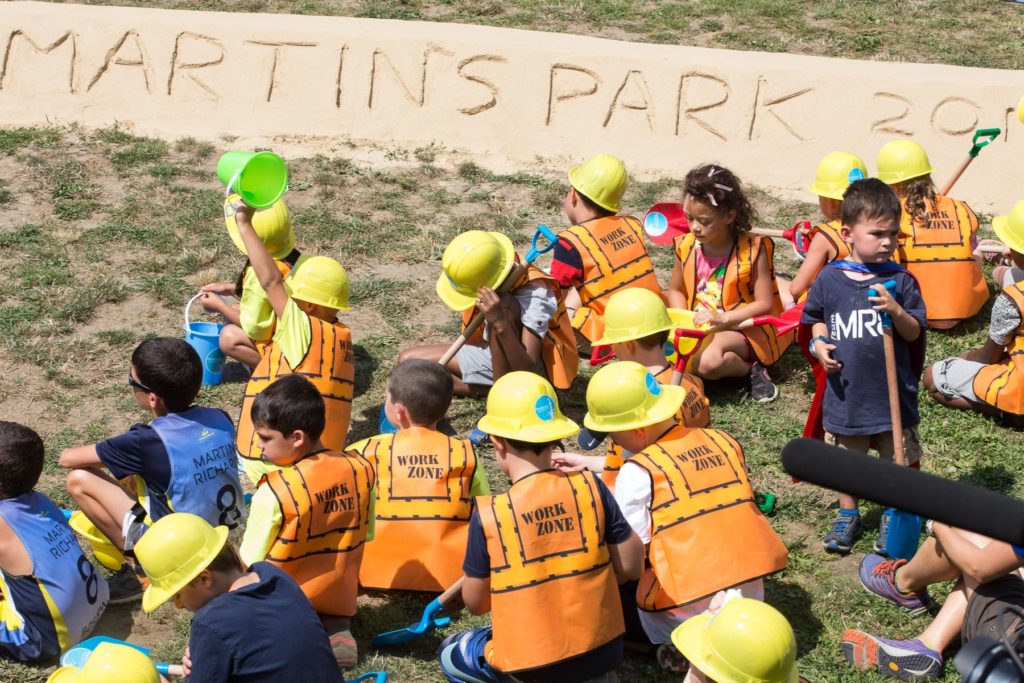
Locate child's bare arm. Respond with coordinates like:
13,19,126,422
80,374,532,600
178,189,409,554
869,285,921,342
462,576,491,615
59,444,102,469
608,529,644,581
232,203,290,318
788,235,835,301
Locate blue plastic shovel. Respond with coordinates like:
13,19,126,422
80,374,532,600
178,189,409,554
871,280,923,560
372,577,464,646
61,636,184,676
346,673,388,683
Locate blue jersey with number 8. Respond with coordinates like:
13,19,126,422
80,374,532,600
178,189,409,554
0,492,109,661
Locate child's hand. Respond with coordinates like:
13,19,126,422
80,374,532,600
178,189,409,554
197,291,227,313
693,309,726,329
181,646,192,678
200,282,236,296
551,451,590,472
477,287,520,328
230,201,256,230
868,283,900,317
814,339,842,373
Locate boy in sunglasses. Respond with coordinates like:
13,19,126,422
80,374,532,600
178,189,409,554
59,337,246,606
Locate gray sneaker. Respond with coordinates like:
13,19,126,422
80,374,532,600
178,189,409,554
750,362,779,403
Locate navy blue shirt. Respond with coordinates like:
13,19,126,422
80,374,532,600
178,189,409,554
802,266,926,436
186,562,341,683
96,408,231,520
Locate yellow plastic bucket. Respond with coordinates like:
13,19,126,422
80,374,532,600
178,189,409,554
68,511,126,571
216,150,288,209
665,309,713,374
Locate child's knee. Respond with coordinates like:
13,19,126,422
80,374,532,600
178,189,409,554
922,365,935,392
218,324,245,352
66,468,91,497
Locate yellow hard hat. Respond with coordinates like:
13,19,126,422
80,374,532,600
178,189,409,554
584,361,684,433
134,513,229,613
284,255,350,311
47,642,160,683
477,371,580,442
1017,96,1024,124
808,151,868,200
876,140,934,185
594,289,672,346
68,511,126,572
672,598,799,683
994,199,1024,256
224,194,295,260
568,154,628,213
436,231,516,312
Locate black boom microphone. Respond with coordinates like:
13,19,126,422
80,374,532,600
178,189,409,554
781,438,1024,546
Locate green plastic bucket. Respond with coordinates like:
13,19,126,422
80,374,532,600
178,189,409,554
216,150,288,209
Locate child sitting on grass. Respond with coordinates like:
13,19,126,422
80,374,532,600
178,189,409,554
399,230,578,396
552,288,710,490
60,337,244,604
136,513,341,682
0,422,109,663
925,199,1024,423
667,164,792,403
877,139,987,330
439,372,643,683
239,374,374,669
229,200,355,486
583,361,787,672
550,154,664,349
353,359,489,592
801,178,926,554
198,195,306,370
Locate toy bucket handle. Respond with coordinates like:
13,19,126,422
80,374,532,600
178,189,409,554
969,128,1001,157
225,168,242,197
524,224,558,264
184,293,203,333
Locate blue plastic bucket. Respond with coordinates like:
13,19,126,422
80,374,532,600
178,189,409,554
184,295,226,385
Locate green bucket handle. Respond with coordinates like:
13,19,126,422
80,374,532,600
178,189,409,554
969,128,1002,158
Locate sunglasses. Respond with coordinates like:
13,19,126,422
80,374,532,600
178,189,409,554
127,373,155,394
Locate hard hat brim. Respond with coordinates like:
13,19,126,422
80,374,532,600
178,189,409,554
807,181,844,201
477,413,581,443
593,317,674,347
141,525,229,613
47,666,82,683
583,384,685,433
994,215,1024,256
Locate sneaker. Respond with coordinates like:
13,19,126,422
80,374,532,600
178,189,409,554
323,617,357,669
858,554,932,616
874,509,892,555
842,630,942,680
749,362,779,403
823,513,863,554
655,643,689,674
108,563,148,605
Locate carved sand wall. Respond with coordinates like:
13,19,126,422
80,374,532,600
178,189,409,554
1,2,1021,210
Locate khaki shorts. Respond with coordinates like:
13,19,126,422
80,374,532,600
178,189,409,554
824,427,922,466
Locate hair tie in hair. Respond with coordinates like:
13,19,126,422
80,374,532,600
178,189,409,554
707,192,718,207
712,183,733,193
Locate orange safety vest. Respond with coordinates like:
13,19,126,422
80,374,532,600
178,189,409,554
461,263,579,389
237,317,354,460
358,428,477,591
628,426,787,611
559,216,665,342
795,221,851,305
973,284,1024,415
674,233,793,365
477,470,624,673
602,364,710,490
897,195,987,325
262,449,374,616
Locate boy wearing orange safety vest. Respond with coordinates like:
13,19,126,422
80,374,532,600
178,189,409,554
926,199,1024,422
877,140,988,329
399,230,578,395
552,288,710,491
351,359,489,592
439,372,644,683
229,201,355,486
584,361,787,671
239,375,374,669
550,154,665,347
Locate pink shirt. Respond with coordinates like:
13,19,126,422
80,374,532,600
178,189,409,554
694,248,728,312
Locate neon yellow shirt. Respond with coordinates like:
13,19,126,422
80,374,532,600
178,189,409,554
239,256,310,342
